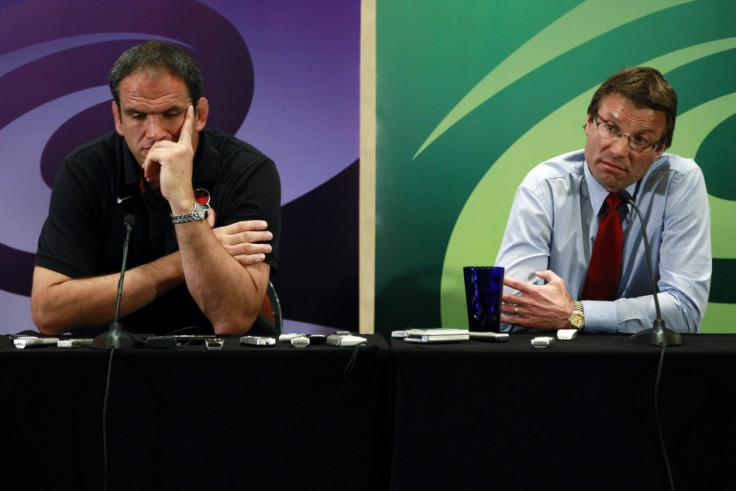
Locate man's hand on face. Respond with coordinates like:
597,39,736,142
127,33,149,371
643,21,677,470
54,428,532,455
143,105,197,212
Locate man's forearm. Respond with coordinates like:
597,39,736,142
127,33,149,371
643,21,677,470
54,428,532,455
31,253,184,334
175,220,269,335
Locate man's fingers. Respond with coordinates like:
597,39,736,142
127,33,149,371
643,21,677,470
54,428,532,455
502,290,518,302
534,270,558,284
232,253,267,266
219,229,272,245
178,105,195,146
234,220,268,232
142,155,161,183
503,275,534,293
212,218,273,263
240,243,272,256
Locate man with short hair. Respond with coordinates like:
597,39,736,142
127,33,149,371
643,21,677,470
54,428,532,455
32,41,280,336
495,67,711,334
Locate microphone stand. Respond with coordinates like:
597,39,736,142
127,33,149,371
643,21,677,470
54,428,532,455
92,215,138,349
618,190,681,346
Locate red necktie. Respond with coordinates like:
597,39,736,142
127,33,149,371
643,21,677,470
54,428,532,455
582,193,623,300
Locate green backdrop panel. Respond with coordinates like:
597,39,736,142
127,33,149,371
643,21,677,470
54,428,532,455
376,0,736,337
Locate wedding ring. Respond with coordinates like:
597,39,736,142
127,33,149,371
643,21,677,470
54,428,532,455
514,306,519,314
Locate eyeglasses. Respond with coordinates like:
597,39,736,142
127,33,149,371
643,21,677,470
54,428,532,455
593,114,661,153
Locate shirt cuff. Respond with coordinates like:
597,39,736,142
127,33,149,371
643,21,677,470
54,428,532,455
581,300,618,334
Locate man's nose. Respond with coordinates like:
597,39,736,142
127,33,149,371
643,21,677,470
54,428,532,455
609,134,630,156
145,115,167,141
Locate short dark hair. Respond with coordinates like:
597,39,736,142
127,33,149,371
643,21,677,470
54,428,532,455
587,67,677,149
109,41,202,108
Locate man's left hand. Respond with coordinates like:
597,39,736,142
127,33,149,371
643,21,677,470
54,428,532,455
500,270,574,330
206,208,273,266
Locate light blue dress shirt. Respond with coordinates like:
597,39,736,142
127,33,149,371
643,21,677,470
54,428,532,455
495,149,711,333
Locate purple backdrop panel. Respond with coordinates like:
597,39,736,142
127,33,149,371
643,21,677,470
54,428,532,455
0,0,359,334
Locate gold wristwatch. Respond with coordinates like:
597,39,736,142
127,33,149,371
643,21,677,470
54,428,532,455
569,301,585,330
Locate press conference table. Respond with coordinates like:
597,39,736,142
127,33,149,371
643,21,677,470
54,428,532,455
390,333,736,490
0,335,391,491
3,332,735,490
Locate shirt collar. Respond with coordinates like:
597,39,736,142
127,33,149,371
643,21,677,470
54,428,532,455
192,129,219,185
119,135,143,198
583,160,637,215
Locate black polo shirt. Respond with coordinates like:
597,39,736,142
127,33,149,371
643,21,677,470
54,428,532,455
35,129,280,335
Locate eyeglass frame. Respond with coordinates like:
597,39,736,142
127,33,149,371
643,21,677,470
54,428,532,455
591,114,662,154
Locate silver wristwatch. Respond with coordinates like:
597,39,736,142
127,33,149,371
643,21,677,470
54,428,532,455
170,203,208,224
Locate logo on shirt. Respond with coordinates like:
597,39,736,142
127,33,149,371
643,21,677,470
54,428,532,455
195,188,211,210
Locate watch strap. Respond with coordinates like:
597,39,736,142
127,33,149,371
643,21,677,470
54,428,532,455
170,203,206,224
569,301,585,330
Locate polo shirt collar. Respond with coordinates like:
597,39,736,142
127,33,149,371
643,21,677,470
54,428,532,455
192,129,219,184
119,135,143,198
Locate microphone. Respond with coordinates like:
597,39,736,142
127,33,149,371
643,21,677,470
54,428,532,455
616,189,681,346
92,214,138,349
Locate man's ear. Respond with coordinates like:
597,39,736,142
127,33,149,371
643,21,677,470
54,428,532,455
194,97,209,132
112,101,124,136
652,143,667,161
583,114,594,135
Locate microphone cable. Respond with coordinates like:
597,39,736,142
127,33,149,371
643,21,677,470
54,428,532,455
618,188,676,490
630,197,676,489
101,347,116,491
654,340,675,491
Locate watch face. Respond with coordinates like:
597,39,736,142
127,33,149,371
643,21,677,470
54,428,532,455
196,204,207,220
570,314,584,328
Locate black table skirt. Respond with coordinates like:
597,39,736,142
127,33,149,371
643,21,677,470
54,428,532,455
390,333,736,490
3,332,736,490
0,335,391,491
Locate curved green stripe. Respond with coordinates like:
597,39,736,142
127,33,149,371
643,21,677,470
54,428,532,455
640,37,736,73
413,0,694,160
701,302,736,333
440,39,736,329
671,92,736,258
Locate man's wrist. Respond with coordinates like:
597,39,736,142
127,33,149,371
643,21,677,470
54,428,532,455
568,300,585,330
169,196,197,216
171,202,207,224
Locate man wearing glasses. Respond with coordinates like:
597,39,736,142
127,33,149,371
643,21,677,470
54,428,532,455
495,67,711,334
